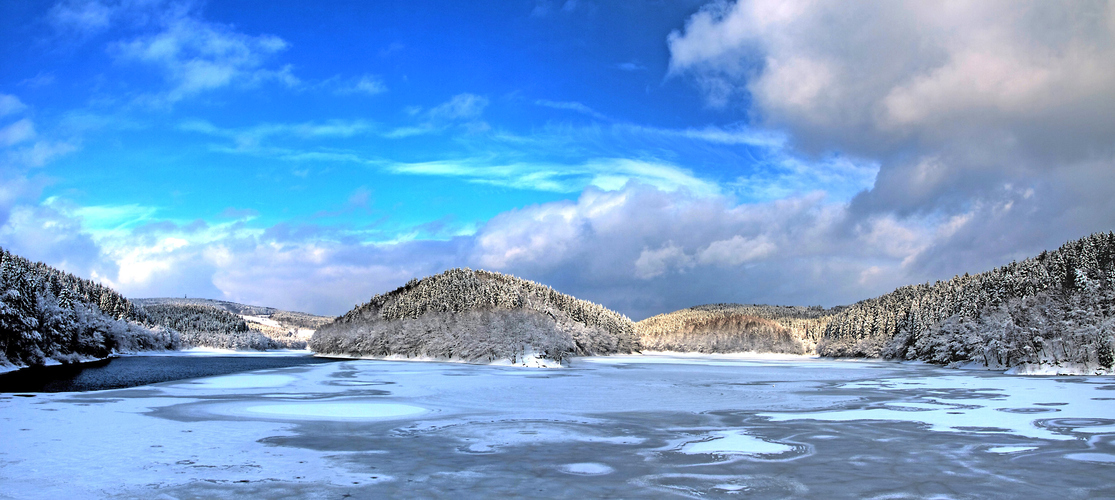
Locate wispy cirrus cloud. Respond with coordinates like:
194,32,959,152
386,93,490,138
533,99,609,121
384,157,721,196
111,16,296,104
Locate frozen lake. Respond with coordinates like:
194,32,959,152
1,353,1113,498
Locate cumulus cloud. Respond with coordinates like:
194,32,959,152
669,0,1115,154
667,0,1115,275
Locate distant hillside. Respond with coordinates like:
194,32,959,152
636,304,837,354
0,247,180,368
819,231,1115,374
311,268,639,364
135,298,332,350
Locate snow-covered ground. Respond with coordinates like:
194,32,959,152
135,347,315,357
1,354,1112,498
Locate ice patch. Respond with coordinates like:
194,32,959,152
761,374,1115,441
242,402,426,420
559,462,613,475
1065,453,1115,463
186,374,297,389
987,446,1038,454
681,430,794,456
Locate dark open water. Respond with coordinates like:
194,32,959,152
0,355,340,393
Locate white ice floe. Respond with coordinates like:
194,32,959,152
559,463,614,475
241,402,427,420
681,430,794,456
987,446,1038,453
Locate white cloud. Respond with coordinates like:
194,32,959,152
667,0,1115,241
0,94,27,117
352,75,387,95
635,242,694,279
385,93,489,137
534,99,609,121
385,157,721,196
109,10,294,104
0,119,36,147
697,234,775,266
427,93,488,121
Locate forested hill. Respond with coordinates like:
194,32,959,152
0,247,179,368
636,304,838,354
311,268,639,364
818,231,1115,373
136,298,332,350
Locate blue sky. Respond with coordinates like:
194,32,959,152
2,0,1113,318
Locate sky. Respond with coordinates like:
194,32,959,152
1,0,1113,320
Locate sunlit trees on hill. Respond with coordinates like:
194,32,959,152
636,304,837,354
311,268,639,363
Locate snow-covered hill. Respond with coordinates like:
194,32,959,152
311,268,639,365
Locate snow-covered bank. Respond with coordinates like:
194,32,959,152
315,349,566,368
138,347,316,357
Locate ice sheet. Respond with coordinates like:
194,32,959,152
2,355,1112,499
